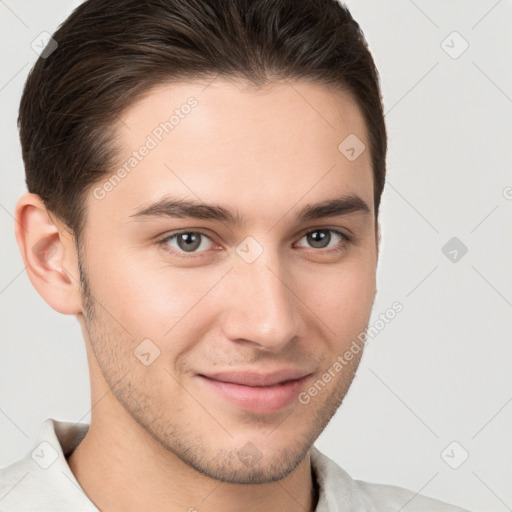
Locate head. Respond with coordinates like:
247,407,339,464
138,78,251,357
15,0,386,484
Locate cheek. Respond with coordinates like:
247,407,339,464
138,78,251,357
86,237,375,350
89,250,225,342
297,258,376,330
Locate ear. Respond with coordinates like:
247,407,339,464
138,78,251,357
14,193,83,315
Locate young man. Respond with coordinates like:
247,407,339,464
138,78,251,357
2,0,471,510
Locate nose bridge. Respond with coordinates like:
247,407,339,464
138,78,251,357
221,243,302,349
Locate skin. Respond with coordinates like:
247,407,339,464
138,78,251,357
15,78,379,512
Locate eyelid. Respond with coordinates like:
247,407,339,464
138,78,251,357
293,227,350,253
157,229,218,259
295,225,351,242
157,226,351,258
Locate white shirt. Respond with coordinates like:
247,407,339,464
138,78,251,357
0,418,471,511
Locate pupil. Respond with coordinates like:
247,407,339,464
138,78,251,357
309,230,329,248
179,233,200,251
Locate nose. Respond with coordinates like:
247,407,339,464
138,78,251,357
219,250,304,352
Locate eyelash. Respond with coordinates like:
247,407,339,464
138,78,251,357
157,228,350,260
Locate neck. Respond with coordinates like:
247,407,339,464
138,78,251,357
67,405,318,512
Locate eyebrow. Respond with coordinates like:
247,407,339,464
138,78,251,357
129,194,371,225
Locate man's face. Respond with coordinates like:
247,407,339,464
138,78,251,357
76,79,378,483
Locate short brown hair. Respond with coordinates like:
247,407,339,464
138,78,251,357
18,0,387,247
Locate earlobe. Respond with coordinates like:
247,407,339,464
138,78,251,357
14,193,83,315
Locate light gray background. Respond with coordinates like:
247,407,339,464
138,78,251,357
1,1,511,511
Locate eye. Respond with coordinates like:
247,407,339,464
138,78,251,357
295,228,348,252
157,227,349,259
158,230,216,258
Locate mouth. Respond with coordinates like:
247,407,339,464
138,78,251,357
196,370,312,414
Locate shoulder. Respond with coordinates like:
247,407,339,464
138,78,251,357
0,418,96,512
310,446,472,512
0,454,32,495
353,479,472,511
0,451,49,511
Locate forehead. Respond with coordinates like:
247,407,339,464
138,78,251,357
88,78,373,228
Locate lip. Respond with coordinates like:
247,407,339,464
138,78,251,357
197,369,312,414
200,369,312,387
